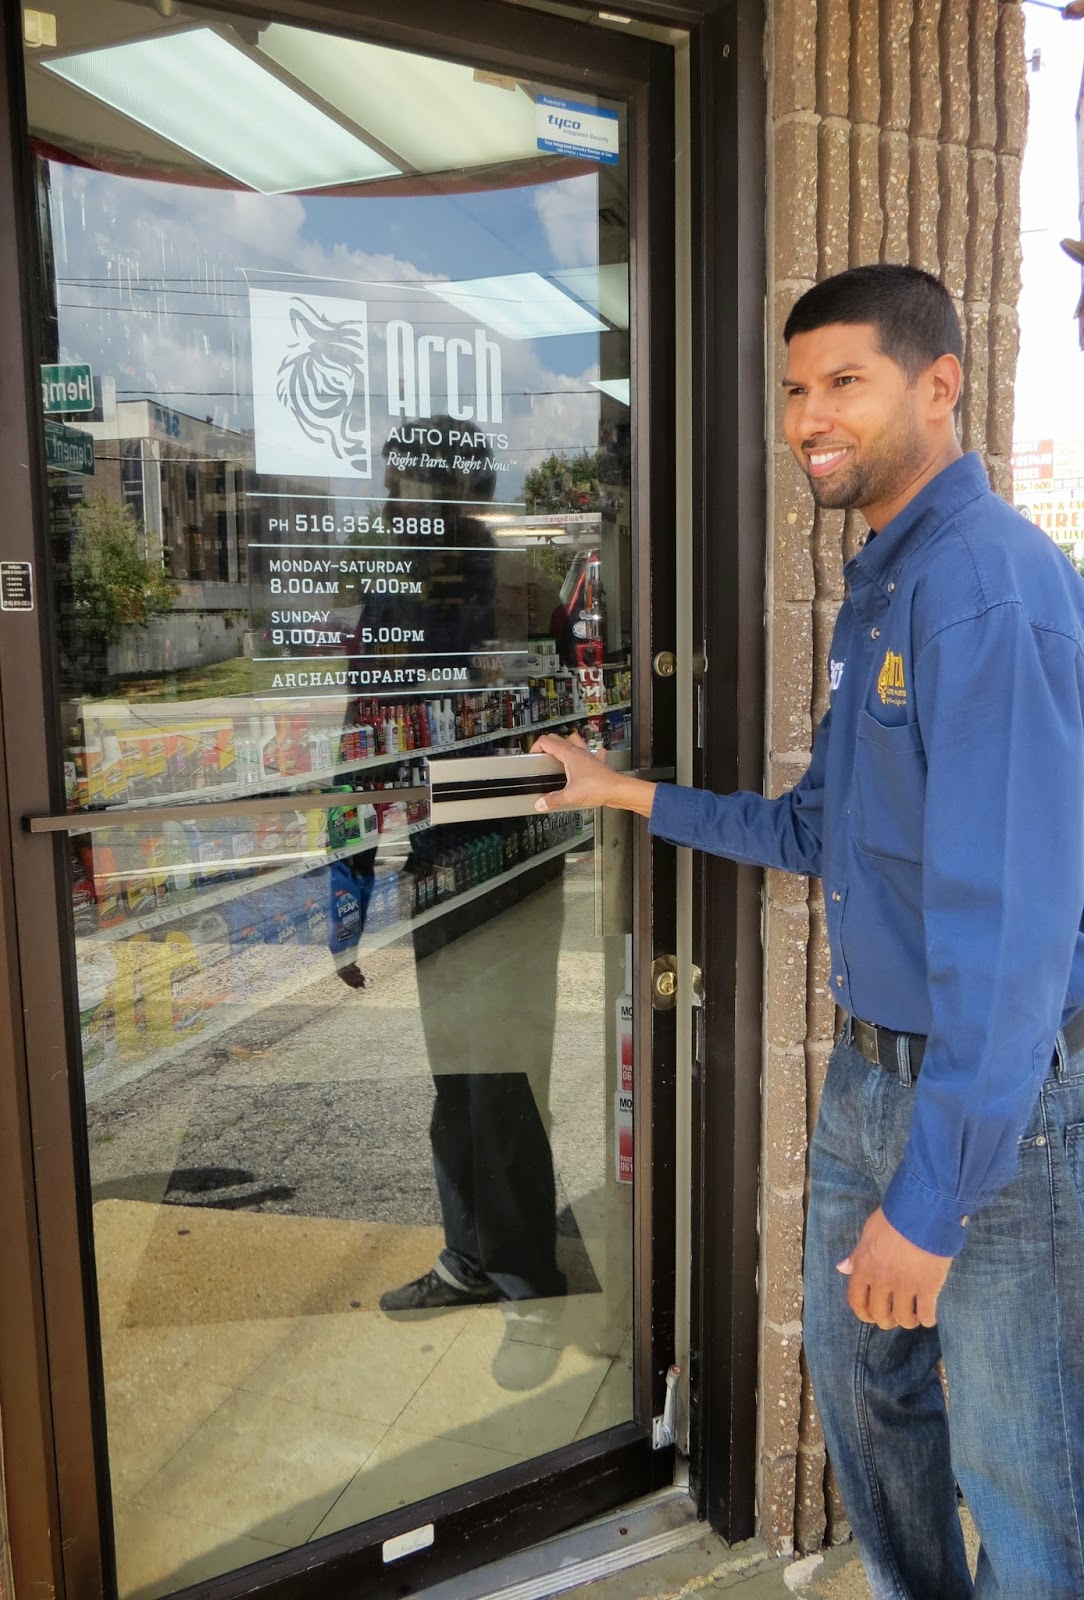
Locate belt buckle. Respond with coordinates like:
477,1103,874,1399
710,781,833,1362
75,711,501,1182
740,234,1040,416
856,1017,880,1066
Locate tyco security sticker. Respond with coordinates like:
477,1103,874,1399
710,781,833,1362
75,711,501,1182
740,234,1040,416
536,95,620,165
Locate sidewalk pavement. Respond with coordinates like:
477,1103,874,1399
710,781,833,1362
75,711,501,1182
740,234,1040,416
563,1508,978,1600
560,1530,874,1600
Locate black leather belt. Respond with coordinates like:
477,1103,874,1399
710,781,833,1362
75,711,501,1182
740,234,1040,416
847,1009,1084,1078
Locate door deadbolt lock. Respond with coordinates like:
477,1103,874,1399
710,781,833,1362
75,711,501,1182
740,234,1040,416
651,954,679,1009
653,650,676,679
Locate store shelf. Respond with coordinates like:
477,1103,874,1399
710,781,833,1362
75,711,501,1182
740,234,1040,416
78,829,386,949
82,824,593,1105
86,703,631,814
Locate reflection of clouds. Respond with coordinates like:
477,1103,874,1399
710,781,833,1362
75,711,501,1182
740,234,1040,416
501,364,600,467
294,238,438,287
531,174,600,269
48,163,608,490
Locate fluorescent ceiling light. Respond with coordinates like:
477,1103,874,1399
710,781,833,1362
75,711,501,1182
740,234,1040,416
555,265,630,330
259,24,538,174
591,378,631,406
44,28,401,194
429,273,606,340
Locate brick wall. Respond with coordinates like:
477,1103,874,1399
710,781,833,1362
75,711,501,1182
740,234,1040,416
759,0,1027,1554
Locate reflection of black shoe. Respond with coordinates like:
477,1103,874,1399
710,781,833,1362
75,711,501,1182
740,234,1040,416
335,962,367,990
492,1304,565,1391
379,1268,501,1314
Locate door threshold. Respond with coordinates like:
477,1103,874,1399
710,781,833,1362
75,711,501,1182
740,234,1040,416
419,1476,707,1600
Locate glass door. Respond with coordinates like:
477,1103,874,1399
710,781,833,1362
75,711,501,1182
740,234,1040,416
12,3,676,1596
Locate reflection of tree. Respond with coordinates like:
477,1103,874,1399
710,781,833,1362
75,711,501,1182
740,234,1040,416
69,496,176,686
525,543,575,598
523,448,622,516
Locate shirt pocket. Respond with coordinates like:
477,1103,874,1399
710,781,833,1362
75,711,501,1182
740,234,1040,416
853,710,926,864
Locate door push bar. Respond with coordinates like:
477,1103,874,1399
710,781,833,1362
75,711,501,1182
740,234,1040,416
428,753,676,826
25,761,675,834
24,787,430,834
428,753,567,825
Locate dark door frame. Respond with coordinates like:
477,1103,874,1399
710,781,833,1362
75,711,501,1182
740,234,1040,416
684,1,767,1546
576,0,768,1549
517,0,768,1550
0,0,758,1595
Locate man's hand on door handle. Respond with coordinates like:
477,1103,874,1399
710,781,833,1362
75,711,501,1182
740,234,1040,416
532,731,657,817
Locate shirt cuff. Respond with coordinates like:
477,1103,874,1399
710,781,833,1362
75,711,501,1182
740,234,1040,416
882,1163,972,1258
648,783,704,846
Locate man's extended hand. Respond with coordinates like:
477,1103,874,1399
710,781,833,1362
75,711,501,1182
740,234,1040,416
532,731,656,816
837,1207,953,1329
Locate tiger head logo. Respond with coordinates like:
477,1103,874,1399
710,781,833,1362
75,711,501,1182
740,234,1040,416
275,299,372,476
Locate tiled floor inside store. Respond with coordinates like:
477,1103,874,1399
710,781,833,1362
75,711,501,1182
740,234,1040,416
90,861,635,1598
99,1226,631,1596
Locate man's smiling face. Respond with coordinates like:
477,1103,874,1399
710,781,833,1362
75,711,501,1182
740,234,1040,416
782,322,931,523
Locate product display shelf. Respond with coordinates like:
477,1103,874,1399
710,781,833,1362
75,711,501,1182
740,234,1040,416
82,823,594,1104
108,702,632,812
78,830,387,950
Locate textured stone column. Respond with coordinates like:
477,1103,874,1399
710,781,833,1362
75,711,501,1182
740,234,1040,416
760,0,1027,1555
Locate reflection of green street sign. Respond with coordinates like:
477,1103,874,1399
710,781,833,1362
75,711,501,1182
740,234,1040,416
41,363,93,415
44,420,95,476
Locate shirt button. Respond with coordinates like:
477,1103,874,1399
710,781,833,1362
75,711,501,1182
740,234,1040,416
1035,1135,1047,1147
871,627,880,639
835,975,844,988
832,891,841,902
887,582,896,593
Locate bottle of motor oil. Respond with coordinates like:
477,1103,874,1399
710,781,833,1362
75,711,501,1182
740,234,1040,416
183,820,229,886
71,845,99,936
258,715,280,778
84,836,126,929
160,821,196,906
99,728,128,805
293,872,328,945
327,859,363,953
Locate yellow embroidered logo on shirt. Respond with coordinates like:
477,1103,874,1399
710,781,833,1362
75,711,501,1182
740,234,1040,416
877,649,907,706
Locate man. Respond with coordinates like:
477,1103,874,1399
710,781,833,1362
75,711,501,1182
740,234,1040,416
535,264,1084,1597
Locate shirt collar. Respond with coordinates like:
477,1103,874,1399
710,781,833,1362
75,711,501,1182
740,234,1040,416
846,452,989,594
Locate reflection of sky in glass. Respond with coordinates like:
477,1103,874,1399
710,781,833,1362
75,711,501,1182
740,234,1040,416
46,164,618,497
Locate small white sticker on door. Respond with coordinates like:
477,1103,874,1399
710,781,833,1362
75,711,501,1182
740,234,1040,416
383,1523,435,1564
536,96,619,164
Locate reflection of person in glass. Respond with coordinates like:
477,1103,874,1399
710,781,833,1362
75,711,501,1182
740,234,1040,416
349,419,569,1338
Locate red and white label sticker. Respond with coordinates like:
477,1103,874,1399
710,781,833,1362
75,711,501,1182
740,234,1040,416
615,994,633,1183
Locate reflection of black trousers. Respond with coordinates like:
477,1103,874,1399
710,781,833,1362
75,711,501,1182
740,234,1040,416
431,1073,565,1300
414,871,566,1301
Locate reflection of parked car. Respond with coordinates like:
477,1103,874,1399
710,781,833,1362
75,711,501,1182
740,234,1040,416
549,548,604,668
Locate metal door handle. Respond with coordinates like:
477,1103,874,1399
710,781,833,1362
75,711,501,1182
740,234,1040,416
428,753,567,824
24,786,428,833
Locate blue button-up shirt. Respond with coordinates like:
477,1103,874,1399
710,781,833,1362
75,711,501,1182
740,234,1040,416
651,453,1084,1256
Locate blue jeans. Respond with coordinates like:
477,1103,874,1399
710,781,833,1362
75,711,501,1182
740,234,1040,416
804,1029,1084,1599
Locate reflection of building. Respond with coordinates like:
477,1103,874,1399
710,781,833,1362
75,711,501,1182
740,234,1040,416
1077,65,1083,344
1011,438,1084,557
82,388,250,606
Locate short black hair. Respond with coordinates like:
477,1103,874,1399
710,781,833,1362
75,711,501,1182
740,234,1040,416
783,264,963,380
